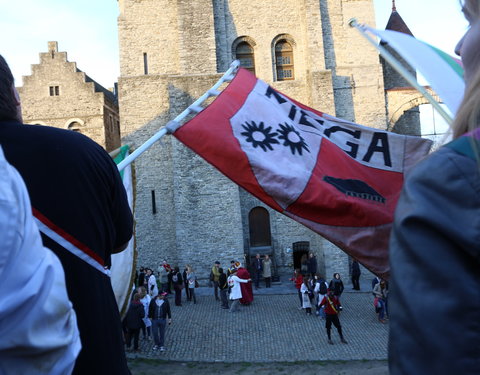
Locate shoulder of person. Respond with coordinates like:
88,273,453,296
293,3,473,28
407,146,479,191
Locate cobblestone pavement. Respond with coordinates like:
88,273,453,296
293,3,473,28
128,281,388,363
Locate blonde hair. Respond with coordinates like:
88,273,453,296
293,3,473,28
452,0,480,138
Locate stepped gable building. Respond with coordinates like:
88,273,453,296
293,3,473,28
116,0,423,280
18,42,121,152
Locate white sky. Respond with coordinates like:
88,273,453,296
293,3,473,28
0,0,469,90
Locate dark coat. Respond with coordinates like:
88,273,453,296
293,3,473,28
253,258,263,272
172,271,183,285
351,261,361,277
138,272,145,287
148,297,171,320
329,278,344,296
124,301,145,330
389,144,480,375
307,256,317,274
219,273,228,290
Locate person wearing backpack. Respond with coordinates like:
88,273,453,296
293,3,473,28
319,290,347,345
314,274,328,319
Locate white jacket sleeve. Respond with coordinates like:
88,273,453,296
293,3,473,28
0,148,81,375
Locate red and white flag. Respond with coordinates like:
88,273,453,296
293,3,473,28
172,68,432,279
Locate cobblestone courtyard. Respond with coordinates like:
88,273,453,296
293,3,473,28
128,287,388,363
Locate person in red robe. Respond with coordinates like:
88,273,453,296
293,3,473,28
236,262,253,305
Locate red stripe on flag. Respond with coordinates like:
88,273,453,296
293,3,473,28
174,68,284,212
286,138,403,226
32,207,105,267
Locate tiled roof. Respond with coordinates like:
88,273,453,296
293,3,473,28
385,10,414,37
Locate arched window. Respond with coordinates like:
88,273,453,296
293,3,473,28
248,207,271,247
68,122,82,132
65,118,85,132
275,40,294,81
235,41,256,75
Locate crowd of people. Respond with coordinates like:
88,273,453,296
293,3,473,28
129,253,365,347
125,258,255,350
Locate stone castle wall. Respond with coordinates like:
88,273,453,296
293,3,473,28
117,0,387,280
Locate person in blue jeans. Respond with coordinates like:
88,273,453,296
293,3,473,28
373,280,388,323
148,292,172,351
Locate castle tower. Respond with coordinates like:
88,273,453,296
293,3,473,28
117,0,387,279
381,2,421,135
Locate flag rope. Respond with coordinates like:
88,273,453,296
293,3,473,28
117,60,241,171
349,18,453,126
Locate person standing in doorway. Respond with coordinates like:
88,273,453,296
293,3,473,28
253,253,263,289
262,254,272,288
307,252,317,278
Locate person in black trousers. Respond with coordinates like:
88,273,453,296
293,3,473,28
183,266,191,301
124,293,145,352
218,268,229,309
172,267,183,306
351,260,361,290
253,254,263,289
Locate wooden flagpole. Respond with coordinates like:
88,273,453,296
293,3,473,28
117,60,241,172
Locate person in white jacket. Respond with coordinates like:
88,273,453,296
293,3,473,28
147,268,159,297
227,268,251,313
0,146,81,374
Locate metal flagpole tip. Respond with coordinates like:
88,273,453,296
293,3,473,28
348,18,358,27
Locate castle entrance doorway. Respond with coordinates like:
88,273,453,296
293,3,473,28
292,241,309,273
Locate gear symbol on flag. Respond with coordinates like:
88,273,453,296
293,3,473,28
240,121,279,152
277,122,310,155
